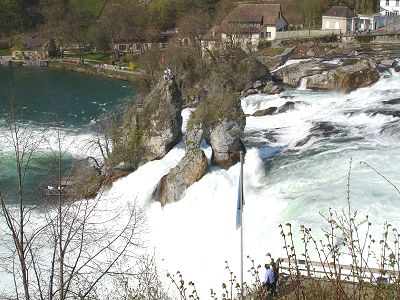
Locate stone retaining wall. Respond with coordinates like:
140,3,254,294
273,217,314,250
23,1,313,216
276,29,342,40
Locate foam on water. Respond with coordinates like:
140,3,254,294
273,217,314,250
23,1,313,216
1,68,400,298
128,70,399,296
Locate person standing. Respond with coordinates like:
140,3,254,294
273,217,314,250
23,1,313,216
263,264,276,296
271,260,279,296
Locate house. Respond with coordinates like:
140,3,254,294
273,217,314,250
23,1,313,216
202,3,288,52
201,26,222,53
113,29,184,54
380,0,400,15
12,36,49,60
322,6,359,34
357,14,394,30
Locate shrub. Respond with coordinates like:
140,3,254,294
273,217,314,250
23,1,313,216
258,40,272,50
187,92,244,131
355,35,375,43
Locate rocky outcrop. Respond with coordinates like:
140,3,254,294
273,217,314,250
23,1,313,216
252,107,277,116
241,80,284,97
251,101,299,117
140,77,183,160
207,118,246,169
154,148,208,206
186,93,246,169
243,58,272,86
262,81,284,94
306,59,380,93
277,101,297,113
239,58,286,97
273,60,334,87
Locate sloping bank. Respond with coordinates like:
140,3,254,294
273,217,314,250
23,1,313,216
48,61,139,82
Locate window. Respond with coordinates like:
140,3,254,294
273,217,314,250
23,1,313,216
397,0,400,6
266,32,271,38
326,20,330,29
260,32,265,38
394,10,399,14
386,0,389,5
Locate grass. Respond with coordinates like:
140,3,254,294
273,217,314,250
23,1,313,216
0,48,11,56
83,52,110,61
355,35,375,44
187,92,244,132
70,0,107,17
260,47,285,56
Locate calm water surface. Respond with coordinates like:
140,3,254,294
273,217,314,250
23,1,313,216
0,66,135,202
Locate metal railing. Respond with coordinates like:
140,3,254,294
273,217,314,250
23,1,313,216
280,258,399,284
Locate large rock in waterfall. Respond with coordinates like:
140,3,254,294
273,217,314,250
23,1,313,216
306,59,380,93
272,60,334,87
140,76,183,160
207,119,246,169
106,75,182,184
187,93,246,169
242,58,272,88
154,148,208,206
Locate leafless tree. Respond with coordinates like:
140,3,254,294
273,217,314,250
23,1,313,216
0,100,147,300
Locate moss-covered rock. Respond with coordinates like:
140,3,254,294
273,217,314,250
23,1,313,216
187,92,246,169
139,77,183,160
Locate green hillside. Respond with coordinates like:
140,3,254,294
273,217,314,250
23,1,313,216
70,0,108,17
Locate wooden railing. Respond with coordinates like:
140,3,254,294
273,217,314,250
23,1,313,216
279,258,399,284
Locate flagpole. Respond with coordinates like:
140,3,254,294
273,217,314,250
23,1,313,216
240,151,244,300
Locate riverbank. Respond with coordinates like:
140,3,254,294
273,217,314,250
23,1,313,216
48,61,140,82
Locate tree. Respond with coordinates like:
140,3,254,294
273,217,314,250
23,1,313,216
300,0,329,28
177,9,211,57
0,98,146,300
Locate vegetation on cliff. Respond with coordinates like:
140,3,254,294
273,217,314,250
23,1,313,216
187,92,244,132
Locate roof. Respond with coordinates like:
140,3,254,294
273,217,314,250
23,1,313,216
222,3,283,26
202,26,221,41
22,36,48,51
323,6,357,18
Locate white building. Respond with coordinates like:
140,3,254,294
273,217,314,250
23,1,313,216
322,6,358,33
201,3,288,52
380,0,400,15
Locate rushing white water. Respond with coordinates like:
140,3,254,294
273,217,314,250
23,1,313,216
1,66,400,298
91,68,400,297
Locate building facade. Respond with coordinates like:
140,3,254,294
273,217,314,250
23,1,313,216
201,3,288,53
322,6,358,34
380,0,400,15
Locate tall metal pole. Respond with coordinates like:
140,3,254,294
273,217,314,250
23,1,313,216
240,151,244,300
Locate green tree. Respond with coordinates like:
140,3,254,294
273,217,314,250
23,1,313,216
300,0,329,28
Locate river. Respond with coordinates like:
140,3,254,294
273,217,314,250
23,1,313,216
0,66,134,203
1,63,400,298
100,62,400,297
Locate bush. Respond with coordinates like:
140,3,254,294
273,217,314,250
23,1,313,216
258,40,272,50
187,92,244,131
355,35,375,43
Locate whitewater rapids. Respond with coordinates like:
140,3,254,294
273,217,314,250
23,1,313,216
100,66,400,297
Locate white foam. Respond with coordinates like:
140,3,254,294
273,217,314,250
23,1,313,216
1,70,400,298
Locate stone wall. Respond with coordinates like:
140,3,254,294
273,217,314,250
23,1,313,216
275,29,342,40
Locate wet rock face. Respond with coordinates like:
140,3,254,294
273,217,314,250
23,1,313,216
186,93,247,169
339,59,380,93
272,60,334,87
141,78,183,160
154,148,209,206
273,58,380,93
252,107,277,117
208,118,246,169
